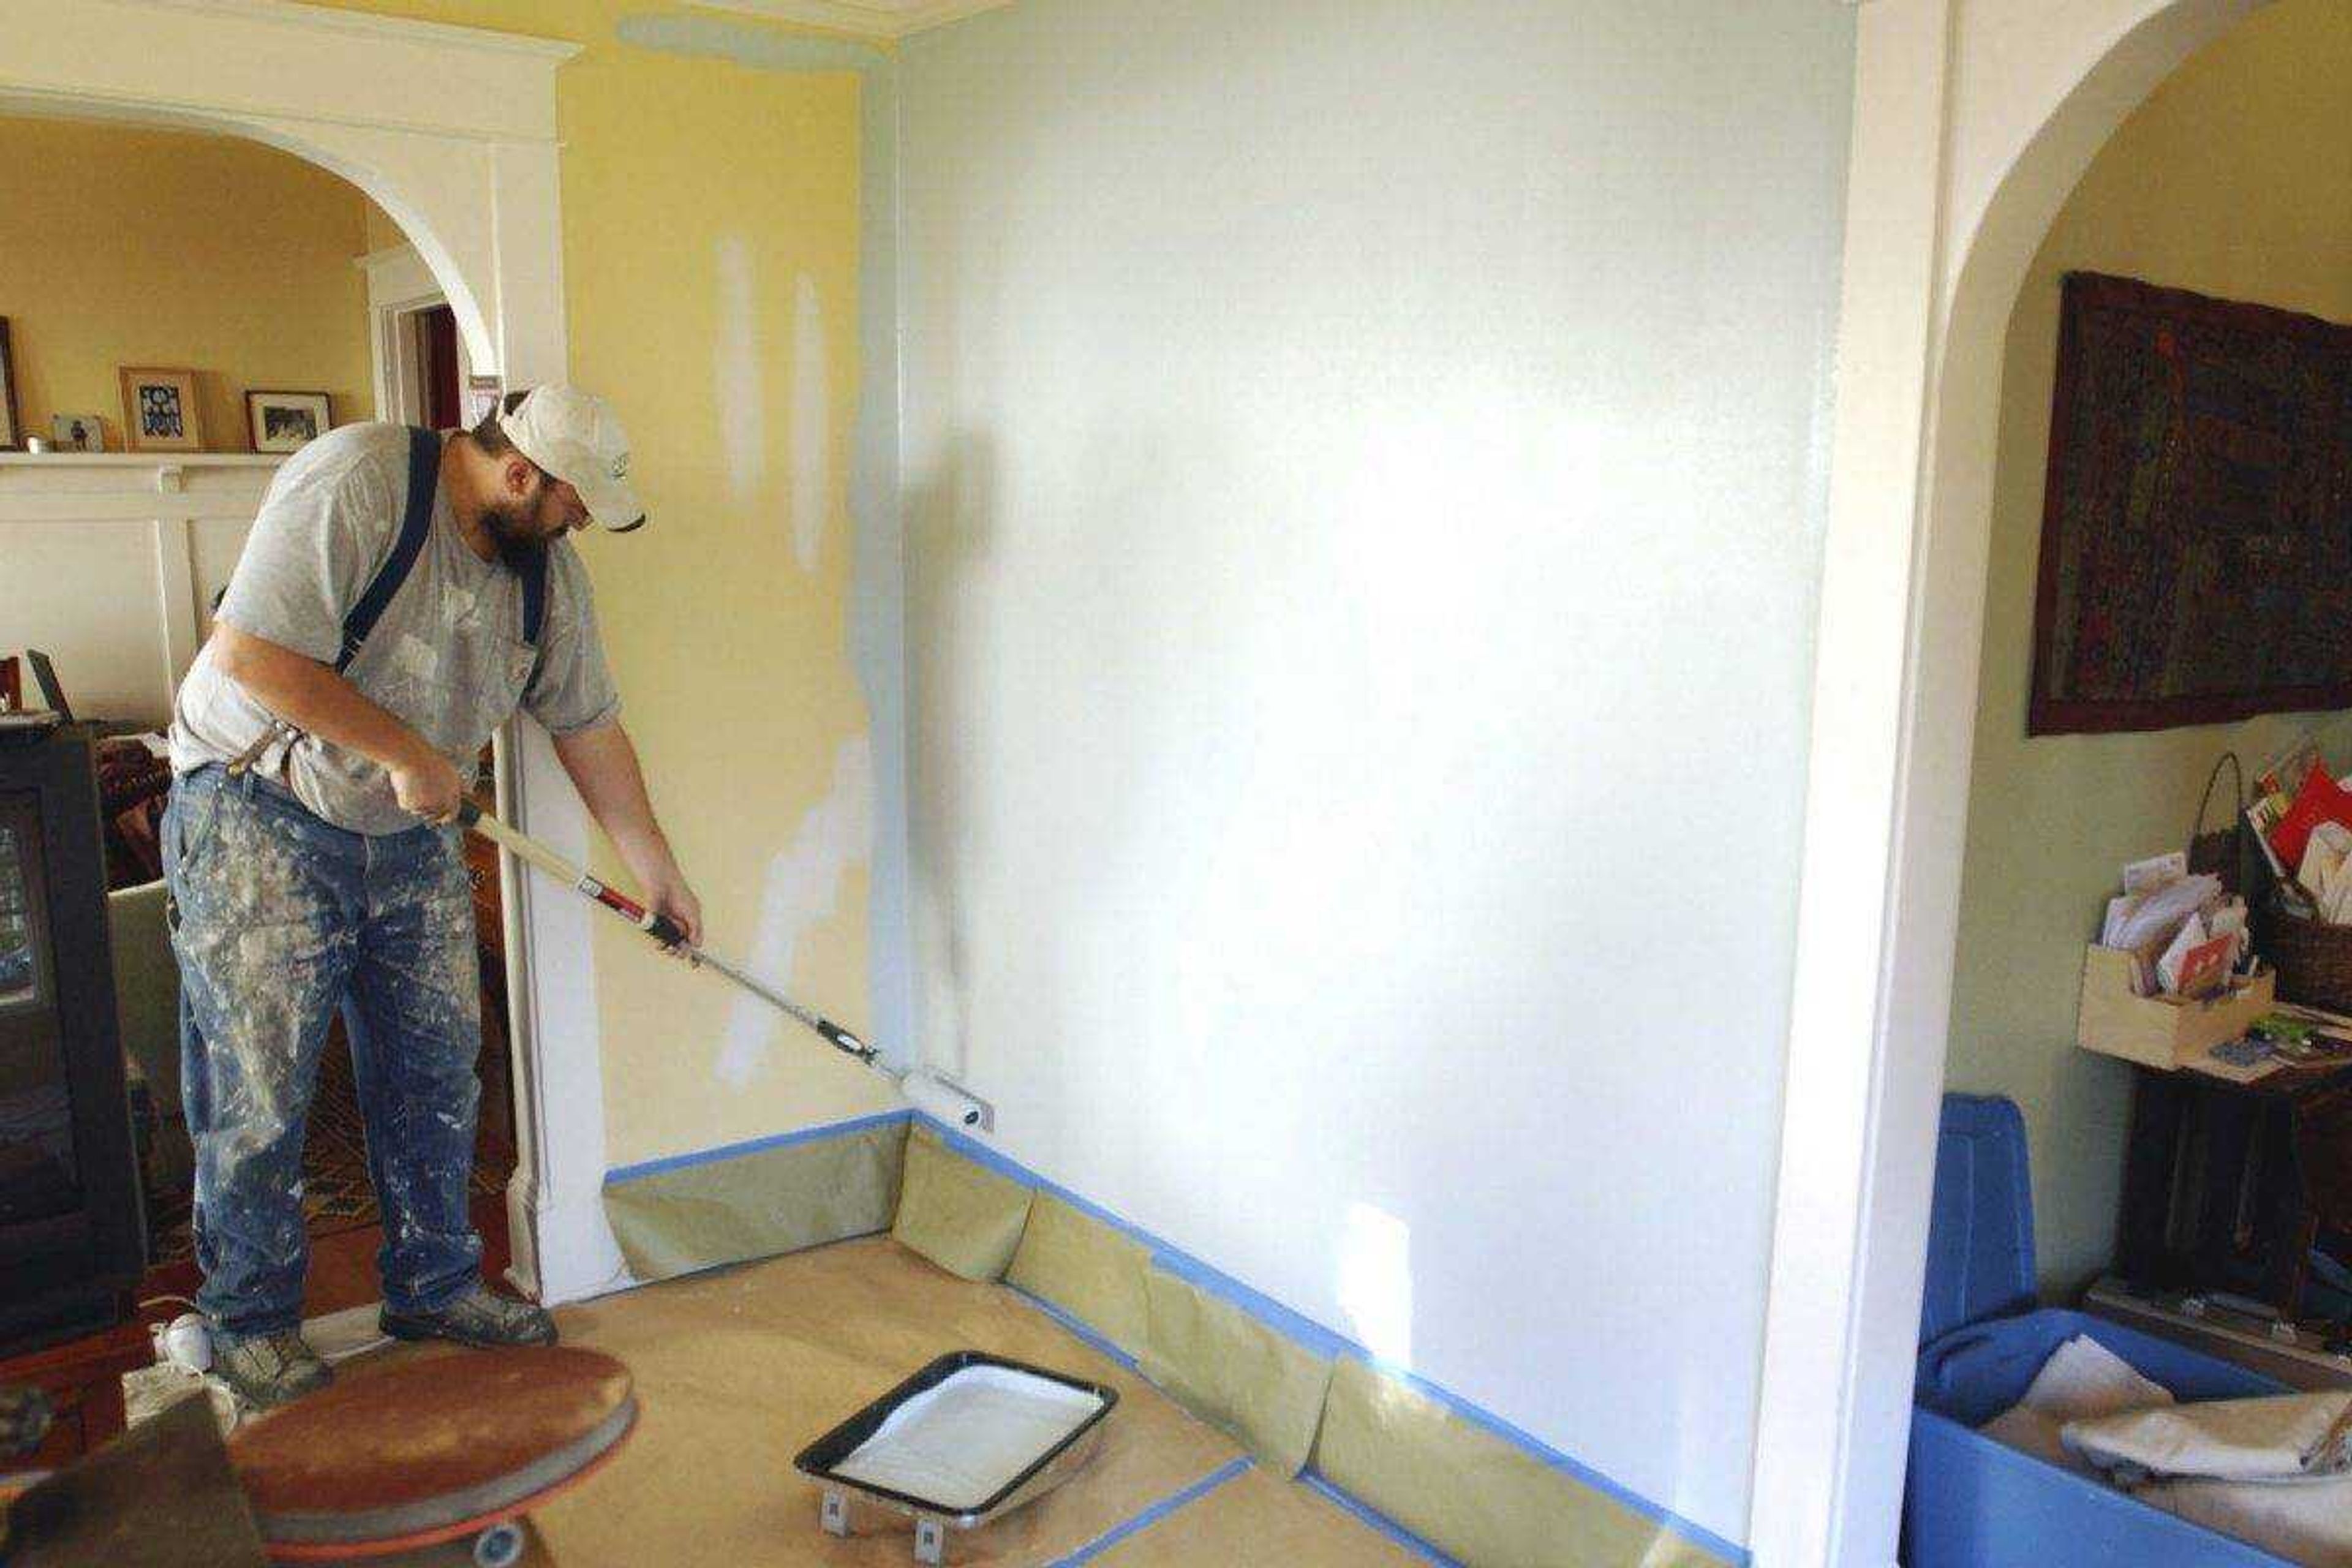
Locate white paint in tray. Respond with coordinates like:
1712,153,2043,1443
831,1365,1104,1511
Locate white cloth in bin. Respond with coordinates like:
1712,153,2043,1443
2060,1391,2352,1566
831,1365,1104,1512
2062,1392,2352,1483
1978,1335,2173,1477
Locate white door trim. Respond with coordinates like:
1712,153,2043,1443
357,242,447,427
1749,2,2272,1564
1,0,627,1305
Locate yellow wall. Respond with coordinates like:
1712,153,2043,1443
362,202,407,258
309,1,894,1164
0,116,377,450
1947,0,2352,1291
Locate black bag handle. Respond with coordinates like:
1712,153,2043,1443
2192,752,2245,848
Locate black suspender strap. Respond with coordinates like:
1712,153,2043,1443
333,426,552,675
336,426,442,673
519,539,548,650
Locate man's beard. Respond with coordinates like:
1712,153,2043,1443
481,503,552,575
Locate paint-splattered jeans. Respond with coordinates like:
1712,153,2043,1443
164,763,484,1337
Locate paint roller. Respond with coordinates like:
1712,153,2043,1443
454,801,992,1131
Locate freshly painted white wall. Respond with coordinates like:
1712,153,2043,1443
897,0,1855,1544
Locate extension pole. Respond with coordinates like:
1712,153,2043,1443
454,801,989,1128
456,801,990,1126
455,798,874,1062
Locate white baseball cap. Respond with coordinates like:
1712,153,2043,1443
500,385,648,533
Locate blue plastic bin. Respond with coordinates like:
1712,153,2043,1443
1904,1095,2297,1567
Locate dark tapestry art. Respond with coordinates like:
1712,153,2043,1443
2030,273,2352,736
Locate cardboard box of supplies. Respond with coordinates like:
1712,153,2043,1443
2075,944,2274,1071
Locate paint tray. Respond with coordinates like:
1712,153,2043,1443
794,1351,1117,1563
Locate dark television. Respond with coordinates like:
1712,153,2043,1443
1,725,143,1352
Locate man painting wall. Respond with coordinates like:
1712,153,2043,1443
163,388,703,1409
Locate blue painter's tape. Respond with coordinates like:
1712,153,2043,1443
1047,1457,1252,1567
1006,1282,1140,1372
613,14,891,72
603,1110,911,1188
923,1117,1750,1565
1298,1473,1463,1566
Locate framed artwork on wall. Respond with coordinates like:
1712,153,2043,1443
119,367,203,453
0,319,21,450
49,414,105,453
2029,273,2352,735
246,390,331,454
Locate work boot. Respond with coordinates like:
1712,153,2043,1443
380,1283,558,1349
212,1330,334,1411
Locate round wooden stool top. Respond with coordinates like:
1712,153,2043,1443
227,1346,635,1549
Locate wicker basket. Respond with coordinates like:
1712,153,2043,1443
2258,900,2352,1014
2224,751,2352,1013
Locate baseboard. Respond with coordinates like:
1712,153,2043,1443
516,1171,636,1306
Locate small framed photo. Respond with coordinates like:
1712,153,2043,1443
0,319,21,450
246,390,331,454
120,367,203,452
50,413,106,453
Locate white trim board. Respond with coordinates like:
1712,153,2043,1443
0,453,284,470
1747,2,2272,1565
4,0,617,1308
138,0,579,58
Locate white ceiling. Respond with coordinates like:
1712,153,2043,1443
690,0,1016,40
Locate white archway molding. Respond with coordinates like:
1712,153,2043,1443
0,0,576,383
1,0,626,1306
0,93,504,382
1753,2,2269,1564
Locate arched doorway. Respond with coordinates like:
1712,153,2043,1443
1754,2,2277,1562
1,0,620,1309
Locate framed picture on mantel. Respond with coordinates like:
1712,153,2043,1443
246,390,331,454
120,366,204,453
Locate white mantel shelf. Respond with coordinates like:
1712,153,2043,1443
0,451,285,506
0,452,284,467
0,449,282,519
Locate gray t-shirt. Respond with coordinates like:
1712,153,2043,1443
170,423,621,835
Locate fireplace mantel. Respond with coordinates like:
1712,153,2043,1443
0,453,283,727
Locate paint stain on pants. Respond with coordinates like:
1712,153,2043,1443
165,764,484,1336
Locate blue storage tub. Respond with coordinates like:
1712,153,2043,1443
1904,1095,2297,1567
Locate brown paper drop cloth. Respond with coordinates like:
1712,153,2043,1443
325,1237,1429,1565
1090,1463,1429,1567
534,1235,1231,1565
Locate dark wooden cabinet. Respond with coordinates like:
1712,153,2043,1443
2118,1063,2352,1316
